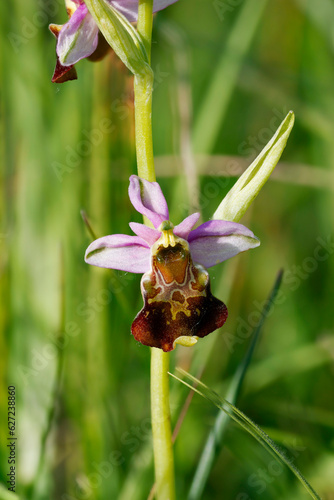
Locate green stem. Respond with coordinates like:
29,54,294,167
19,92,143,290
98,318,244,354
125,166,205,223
138,0,153,60
134,0,155,182
151,348,175,500
135,2,175,499
134,73,155,181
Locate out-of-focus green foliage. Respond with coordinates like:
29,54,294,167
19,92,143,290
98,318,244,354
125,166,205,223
1,0,334,499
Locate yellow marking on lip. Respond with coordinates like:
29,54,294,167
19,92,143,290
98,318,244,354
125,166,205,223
170,302,191,321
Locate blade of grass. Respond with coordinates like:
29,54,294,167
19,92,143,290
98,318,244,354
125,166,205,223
171,369,321,500
159,20,200,215
192,0,268,154
243,338,334,395
82,203,133,318
187,269,283,500
238,66,334,143
155,155,334,191
26,247,66,499
0,484,20,500
293,0,334,50
80,209,98,241
264,401,334,430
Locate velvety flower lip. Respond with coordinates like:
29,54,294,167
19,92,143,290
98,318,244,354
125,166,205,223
85,175,260,273
50,0,179,82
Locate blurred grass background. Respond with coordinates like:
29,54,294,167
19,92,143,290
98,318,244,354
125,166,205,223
1,0,334,498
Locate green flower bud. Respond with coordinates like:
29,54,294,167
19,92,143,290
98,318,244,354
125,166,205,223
213,111,295,222
84,0,153,79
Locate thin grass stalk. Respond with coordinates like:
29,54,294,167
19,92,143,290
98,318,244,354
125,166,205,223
192,0,268,155
188,270,283,500
175,370,321,500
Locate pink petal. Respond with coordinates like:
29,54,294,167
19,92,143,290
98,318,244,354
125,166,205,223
188,220,260,268
174,212,200,240
129,222,161,246
109,0,178,22
85,234,151,273
128,175,169,228
57,4,99,66
49,23,78,83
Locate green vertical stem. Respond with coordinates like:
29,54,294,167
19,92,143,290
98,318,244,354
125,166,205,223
135,2,175,499
134,0,155,181
134,72,155,181
151,348,175,500
138,0,153,59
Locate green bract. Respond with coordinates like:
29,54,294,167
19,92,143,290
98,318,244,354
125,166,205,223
84,0,153,79
213,111,295,222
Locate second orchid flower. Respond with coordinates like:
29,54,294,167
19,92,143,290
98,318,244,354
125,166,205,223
50,0,178,82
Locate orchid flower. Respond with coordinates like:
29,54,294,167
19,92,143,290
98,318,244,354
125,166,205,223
85,176,260,351
49,0,178,83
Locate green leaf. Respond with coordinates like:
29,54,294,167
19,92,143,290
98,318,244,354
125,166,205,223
0,484,20,500
213,111,295,222
187,270,283,500
84,0,153,79
171,368,321,500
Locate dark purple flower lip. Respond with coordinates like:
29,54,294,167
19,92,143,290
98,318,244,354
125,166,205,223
131,235,228,352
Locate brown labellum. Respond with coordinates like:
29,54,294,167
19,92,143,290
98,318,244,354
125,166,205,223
131,237,228,352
